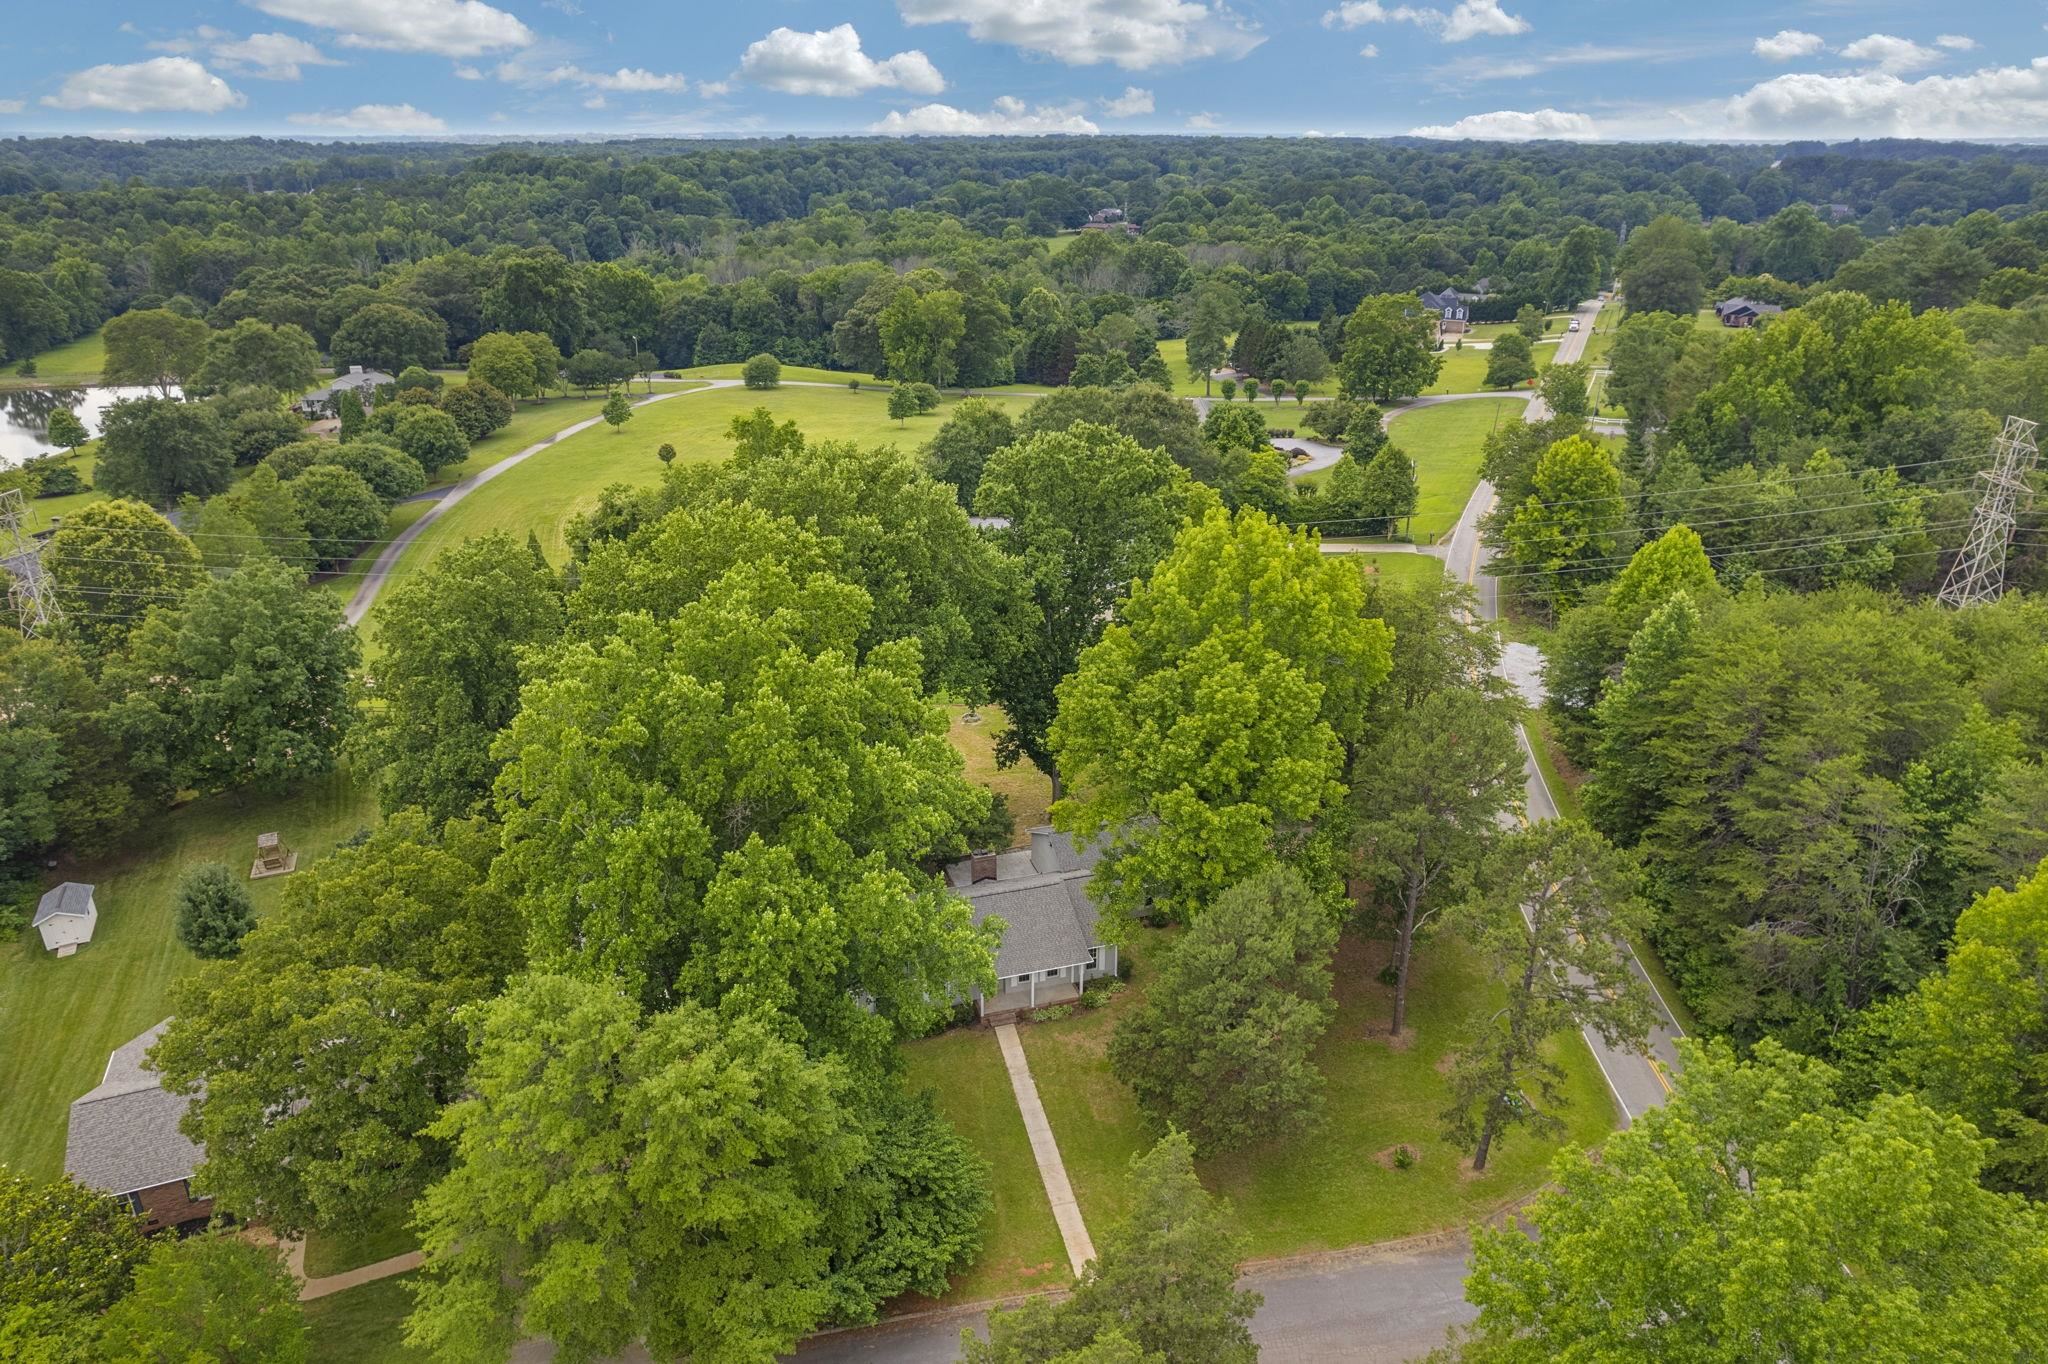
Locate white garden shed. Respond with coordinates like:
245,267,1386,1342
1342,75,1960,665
34,882,97,956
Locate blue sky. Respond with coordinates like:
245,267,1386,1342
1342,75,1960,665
4,1,2048,141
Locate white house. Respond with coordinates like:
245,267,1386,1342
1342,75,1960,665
294,365,395,417
948,828,1119,1017
34,881,96,956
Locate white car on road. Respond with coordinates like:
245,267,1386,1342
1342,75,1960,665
1568,319,1582,332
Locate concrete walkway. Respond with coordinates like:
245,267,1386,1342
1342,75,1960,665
277,1232,426,1302
992,1023,1095,1277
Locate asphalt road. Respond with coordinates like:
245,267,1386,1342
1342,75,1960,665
1441,294,1689,1127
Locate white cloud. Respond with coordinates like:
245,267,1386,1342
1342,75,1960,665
697,79,733,99
453,65,484,80
1411,107,1595,139
208,31,339,80
871,95,1100,134
1187,111,1219,128
583,94,605,109
1323,0,1527,43
246,0,533,58
1101,86,1154,116
1359,43,1379,57
43,57,246,113
287,101,448,133
1726,57,2048,139
741,24,945,96
0,99,23,114
493,61,688,93
1839,34,1941,74
1752,29,1824,61
898,0,1262,71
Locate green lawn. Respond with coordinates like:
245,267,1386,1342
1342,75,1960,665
949,705,1053,846
9,447,105,529
1323,549,1446,585
14,331,106,384
304,1199,420,1278
1387,398,1524,542
901,1027,1068,1302
673,363,877,386
305,1273,428,1364
1423,344,1552,396
1020,929,1618,1259
368,385,1036,620
0,769,377,1180
422,393,615,487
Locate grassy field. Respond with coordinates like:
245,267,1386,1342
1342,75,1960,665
304,1199,420,1278
901,1027,1069,1302
948,705,1053,844
9,448,105,529
0,769,377,1179
1020,928,1617,1258
1322,550,1447,585
1387,398,1524,542
673,363,879,386
1423,343,1553,396
370,385,1036,618
13,331,106,384
305,1273,427,1364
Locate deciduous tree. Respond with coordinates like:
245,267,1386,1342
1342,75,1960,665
154,812,519,1232
93,396,232,506
100,309,208,395
43,499,204,655
198,318,320,394
289,464,385,569
922,398,1015,508
1441,821,1652,1171
97,1233,306,1364
1050,508,1392,924
465,332,536,403
329,302,445,375
1497,435,1627,611
390,404,468,477
353,532,563,821
1483,330,1536,389
1353,689,1525,1036
1447,1041,2048,1362
1338,294,1442,403
105,557,359,795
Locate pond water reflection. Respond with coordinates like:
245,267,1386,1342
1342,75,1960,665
0,386,178,469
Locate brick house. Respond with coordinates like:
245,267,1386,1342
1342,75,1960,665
66,1022,214,1234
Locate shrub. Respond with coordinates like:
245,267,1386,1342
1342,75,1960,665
174,862,255,960
1392,1144,1416,1170
1032,1004,1074,1023
390,405,469,477
742,353,782,389
26,457,84,498
847,378,861,390
656,443,676,465
441,380,513,442
15,359,35,377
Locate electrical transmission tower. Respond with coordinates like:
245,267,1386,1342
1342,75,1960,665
0,488,55,636
1938,415,2041,609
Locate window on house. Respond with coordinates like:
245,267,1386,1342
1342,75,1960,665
1089,947,1101,968
1044,969,1060,980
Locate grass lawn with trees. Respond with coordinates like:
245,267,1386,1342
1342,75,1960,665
900,1027,1069,1302
305,1273,428,1364
1387,398,1525,541
11,330,107,384
1020,929,1617,1258
674,362,881,386
368,385,1036,617
304,1200,420,1278
0,769,376,1179
1422,343,1553,396
948,704,1053,844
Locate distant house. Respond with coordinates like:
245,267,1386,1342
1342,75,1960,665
66,1022,214,1235
1714,297,1784,328
33,882,96,956
1080,208,1139,237
1087,207,1125,224
1419,287,1470,336
1454,276,1495,304
948,827,1119,1018
295,364,394,417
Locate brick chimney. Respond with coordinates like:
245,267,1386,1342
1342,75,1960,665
969,850,999,884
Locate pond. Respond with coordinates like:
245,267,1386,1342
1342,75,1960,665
0,386,179,469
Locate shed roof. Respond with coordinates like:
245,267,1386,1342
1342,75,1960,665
65,1021,204,1197
33,882,94,926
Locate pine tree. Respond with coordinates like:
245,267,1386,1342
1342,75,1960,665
1584,592,1700,846
173,861,256,960
965,1132,1260,1364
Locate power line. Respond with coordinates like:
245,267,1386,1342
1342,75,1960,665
1485,518,1977,585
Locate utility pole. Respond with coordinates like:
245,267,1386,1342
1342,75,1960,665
0,489,55,636
1938,414,2040,608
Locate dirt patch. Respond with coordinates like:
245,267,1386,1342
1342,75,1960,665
1372,1143,1421,1170
1434,1048,1461,1076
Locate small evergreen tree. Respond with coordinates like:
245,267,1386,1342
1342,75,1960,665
1110,867,1339,1153
335,388,365,440
964,1132,1260,1364
174,861,256,959
1219,377,1237,402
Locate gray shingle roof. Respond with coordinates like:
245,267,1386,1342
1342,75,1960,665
65,1021,205,1197
949,828,1108,979
33,882,93,926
